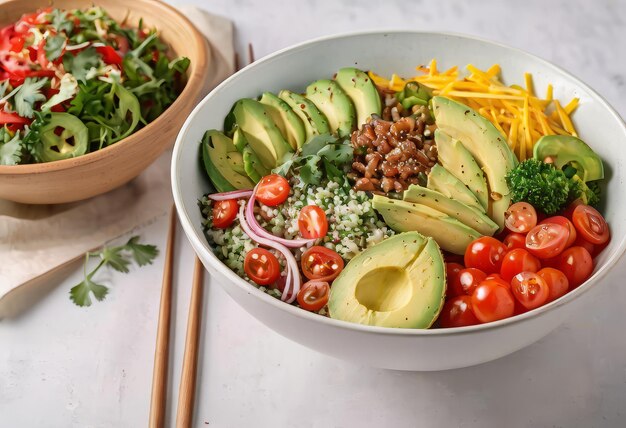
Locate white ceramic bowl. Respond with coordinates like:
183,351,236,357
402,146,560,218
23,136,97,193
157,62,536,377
172,31,626,371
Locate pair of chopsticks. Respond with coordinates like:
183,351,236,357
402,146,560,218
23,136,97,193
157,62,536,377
149,206,204,428
149,44,256,428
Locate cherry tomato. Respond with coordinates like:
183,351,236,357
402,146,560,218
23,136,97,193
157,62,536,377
445,262,465,298
301,246,344,282
541,216,577,248
505,202,537,233
464,237,507,274
525,223,569,259
556,246,594,288
212,199,238,229
500,248,541,281
298,205,328,239
511,272,550,310
297,281,330,312
537,267,569,303
503,233,527,250
572,205,610,245
438,296,480,328
471,281,515,323
255,174,290,206
482,276,511,290
244,248,281,286
458,268,487,295
562,198,585,220
572,234,596,256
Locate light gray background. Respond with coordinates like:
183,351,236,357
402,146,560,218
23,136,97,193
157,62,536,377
1,0,625,427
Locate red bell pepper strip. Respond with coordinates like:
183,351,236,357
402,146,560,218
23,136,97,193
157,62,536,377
96,45,122,65
0,111,30,125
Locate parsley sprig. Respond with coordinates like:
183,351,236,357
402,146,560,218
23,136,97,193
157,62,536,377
70,236,158,307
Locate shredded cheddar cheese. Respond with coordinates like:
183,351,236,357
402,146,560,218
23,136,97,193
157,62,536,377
368,60,579,160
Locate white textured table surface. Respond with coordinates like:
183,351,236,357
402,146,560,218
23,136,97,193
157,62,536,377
2,1,626,427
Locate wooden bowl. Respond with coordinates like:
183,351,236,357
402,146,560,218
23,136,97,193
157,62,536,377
0,0,211,204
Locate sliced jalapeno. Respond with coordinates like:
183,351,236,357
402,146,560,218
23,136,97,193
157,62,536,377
35,113,89,162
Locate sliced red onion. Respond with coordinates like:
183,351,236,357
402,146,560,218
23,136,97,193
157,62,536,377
246,186,315,248
237,205,300,303
65,41,91,51
208,189,253,201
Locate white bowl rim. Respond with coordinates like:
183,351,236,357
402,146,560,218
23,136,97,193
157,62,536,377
172,29,626,337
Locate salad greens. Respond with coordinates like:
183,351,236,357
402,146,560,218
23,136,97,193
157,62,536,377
0,6,189,165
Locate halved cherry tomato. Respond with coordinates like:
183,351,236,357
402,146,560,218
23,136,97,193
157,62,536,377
511,272,549,310
541,216,577,248
504,202,537,234
500,248,541,281
525,223,569,259
244,248,281,286
301,246,344,282
572,205,610,245
458,268,487,295
212,199,238,229
471,281,515,323
255,174,290,206
503,233,527,250
537,267,569,302
96,45,122,65
445,262,465,298
297,280,330,312
438,296,480,328
556,246,594,288
464,236,507,274
298,205,328,239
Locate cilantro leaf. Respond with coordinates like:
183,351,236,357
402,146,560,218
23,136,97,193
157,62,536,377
101,246,131,273
45,35,66,61
48,9,74,34
63,47,101,83
14,78,47,118
70,277,109,307
125,236,159,266
299,155,323,185
0,130,24,165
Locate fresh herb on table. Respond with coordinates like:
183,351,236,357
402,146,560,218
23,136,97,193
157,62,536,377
70,236,159,307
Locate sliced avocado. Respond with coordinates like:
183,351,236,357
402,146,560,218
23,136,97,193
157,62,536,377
278,90,330,140
403,185,497,236
201,130,254,192
432,96,517,230
372,195,482,254
232,126,247,152
259,92,306,150
427,164,485,213
233,98,293,168
435,129,489,211
305,80,356,137
335,67,382,127
533,135,604,182
328,231,445,329
242,146,269,182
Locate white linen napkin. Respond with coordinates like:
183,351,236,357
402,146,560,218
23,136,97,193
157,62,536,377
0,7,235,318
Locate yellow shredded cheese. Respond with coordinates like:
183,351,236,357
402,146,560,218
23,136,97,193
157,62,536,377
369,61,580,160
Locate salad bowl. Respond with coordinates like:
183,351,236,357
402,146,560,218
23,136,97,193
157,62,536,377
172,31,626,371
0,0,210,204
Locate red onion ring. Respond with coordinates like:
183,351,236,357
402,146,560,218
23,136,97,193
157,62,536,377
208,189,253,201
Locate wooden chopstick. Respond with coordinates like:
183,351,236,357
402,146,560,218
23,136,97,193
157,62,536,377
175,257,205,428
149,205,177,428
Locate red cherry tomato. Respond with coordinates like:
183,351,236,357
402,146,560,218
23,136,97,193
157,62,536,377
556,246,594,288
504,202,537,233
298,205,328,239
255,174,290,206
244,248,281,286
212,199,238,229
572,234,596,257
500,248,541,281
471,281,515,323
541,216,577,248
537,267,569,303
438,296,480,328
511,272,550,310
301,246,344,282
483,276,511,290
297,280,330,312
96,45,122,65
572,205,610,245
562,198,585,219
464,237,507,274
445,262,465,298
525,223,569,259
503,232,527,250
458,268,487,295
